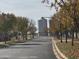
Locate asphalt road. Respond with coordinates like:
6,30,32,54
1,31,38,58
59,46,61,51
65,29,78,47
0,36,57,59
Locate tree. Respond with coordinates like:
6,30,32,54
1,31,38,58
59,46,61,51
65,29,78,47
0,13,17,43
0,12,36,42
2,13,17,43
42,0,79,46
16,17,29,40
28,20,37,38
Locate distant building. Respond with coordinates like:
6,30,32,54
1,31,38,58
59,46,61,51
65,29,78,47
38,17,48,36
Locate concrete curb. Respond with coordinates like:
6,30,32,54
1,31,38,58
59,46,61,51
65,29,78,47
52,38,68,59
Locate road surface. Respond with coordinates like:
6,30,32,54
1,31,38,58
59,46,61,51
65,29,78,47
0,36,57,59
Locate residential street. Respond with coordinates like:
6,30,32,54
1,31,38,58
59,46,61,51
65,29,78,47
0,36,57,59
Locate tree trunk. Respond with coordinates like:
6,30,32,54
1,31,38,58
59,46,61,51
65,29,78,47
75,30,78,39
5,40,6,44
25,34,27,40
66,31,68,43
72,30,74,46
60,32,62,43
23,35,25,40
33,34,34,38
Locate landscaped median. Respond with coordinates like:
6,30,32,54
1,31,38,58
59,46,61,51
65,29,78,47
0,39,27,48
52,38,79,59
6,40,27,45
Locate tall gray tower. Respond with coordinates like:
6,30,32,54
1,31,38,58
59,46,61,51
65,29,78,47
38,17,48,36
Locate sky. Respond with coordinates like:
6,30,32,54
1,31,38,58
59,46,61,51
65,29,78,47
0,0,56,28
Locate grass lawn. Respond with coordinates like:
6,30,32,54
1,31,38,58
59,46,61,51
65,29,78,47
56,41,79,59
6,40,27,45
0,38,31,48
